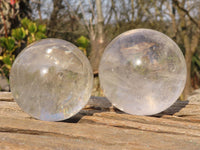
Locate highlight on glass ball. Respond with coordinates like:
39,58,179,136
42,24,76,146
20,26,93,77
99,29,186,115
10,39,93,121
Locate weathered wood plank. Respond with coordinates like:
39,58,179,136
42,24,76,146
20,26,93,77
0,91,200,150
1,116,200,150
79,112,200,136
0,92,13,102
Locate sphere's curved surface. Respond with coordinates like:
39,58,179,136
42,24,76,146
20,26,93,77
99,29,186,115
10,39,93,121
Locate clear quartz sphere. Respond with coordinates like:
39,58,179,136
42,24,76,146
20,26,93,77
10,39,93,121
99,29,186,115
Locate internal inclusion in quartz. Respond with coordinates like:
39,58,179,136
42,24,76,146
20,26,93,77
99,29,187,115
10,39,93,121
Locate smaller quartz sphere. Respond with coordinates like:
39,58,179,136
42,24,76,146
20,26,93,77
10,39,93,121
99,29,186,115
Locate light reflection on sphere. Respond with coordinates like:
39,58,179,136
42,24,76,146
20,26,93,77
10,39,93,121
99,29,186,115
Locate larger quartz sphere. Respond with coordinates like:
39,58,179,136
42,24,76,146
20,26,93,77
10,39,93,121
99,29,186,115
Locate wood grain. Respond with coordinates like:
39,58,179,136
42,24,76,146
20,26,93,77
0,91,200,150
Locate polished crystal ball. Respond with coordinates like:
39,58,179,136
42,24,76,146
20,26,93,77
99,29,186,115
10,39,93,121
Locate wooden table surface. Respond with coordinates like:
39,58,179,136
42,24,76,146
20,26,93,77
0,91,200,150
